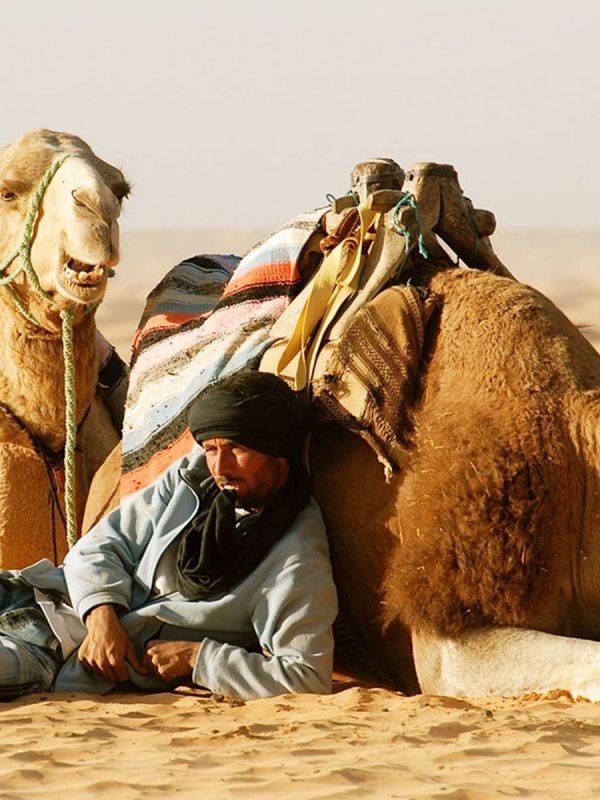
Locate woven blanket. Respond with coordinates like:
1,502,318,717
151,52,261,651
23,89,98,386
121,209,325,496
312,285,437,478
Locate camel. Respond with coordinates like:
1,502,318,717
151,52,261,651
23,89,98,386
84,161,600,700
0,129,129,568
310,263,600,699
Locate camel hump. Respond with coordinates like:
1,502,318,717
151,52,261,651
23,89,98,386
424,268,600,395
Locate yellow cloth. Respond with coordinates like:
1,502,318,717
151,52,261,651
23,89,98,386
269,206,379,390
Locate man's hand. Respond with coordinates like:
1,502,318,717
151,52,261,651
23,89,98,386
143,640,201,682
78,603,147,683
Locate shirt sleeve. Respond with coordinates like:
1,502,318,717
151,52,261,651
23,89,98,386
192,521,338,700
63,462,180,620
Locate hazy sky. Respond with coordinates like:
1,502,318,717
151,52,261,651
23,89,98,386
3,0,599,231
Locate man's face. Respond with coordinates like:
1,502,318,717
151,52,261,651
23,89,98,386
202,438,290,510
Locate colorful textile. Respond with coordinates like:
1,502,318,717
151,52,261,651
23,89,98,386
121,209,324,496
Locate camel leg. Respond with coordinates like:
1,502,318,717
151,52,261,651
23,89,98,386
412,626,600,701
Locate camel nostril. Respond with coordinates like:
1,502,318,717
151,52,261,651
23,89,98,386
71,189,86,208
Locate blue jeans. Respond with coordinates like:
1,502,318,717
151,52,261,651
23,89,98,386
0,574,62,699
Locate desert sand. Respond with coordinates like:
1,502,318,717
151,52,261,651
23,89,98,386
1,684,600,799
3,227,596,800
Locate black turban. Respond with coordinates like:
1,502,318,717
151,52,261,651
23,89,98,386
188,381,311,460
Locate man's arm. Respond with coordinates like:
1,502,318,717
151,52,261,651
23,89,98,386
180,505,337,700
142,640,200,682
63,459,182,619
141,546,336,698
78,604,147,682
191,547,337,699
64,457,190,681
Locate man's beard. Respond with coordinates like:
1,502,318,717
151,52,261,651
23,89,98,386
214,475,271,510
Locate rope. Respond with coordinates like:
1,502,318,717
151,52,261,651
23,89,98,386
391,192,430,259
0,155,80,550
0,158,68,298
61,306,78,548
2,284,43,327
325,190,357,205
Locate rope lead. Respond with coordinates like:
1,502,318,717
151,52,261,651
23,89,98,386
61,306,77,548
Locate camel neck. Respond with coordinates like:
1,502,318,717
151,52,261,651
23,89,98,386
0,294,98,452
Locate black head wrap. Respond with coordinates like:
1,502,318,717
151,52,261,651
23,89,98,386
188,378,311,459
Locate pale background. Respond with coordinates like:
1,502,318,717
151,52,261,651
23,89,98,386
1,4,600,798
5,0,599,230
3,0,598,356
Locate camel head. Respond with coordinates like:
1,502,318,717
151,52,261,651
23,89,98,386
0,129,130,317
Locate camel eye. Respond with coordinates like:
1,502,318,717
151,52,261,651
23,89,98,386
0,189,16,202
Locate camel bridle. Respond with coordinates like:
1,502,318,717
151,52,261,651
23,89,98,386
0,155,81,552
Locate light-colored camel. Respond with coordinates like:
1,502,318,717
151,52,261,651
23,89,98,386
0,129,129,568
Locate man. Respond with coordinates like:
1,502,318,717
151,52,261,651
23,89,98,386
0,371,337,700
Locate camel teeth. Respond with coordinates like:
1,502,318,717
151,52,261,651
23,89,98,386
63,261,105,287
77,270,103,285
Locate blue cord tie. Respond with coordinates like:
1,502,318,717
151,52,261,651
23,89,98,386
391,192,429,259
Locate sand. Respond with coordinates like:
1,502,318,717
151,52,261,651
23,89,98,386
1,685,600,799
7,227,596,799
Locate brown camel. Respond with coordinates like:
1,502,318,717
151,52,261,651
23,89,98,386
310,263,600,699
0,129,129,568
83,160,600,699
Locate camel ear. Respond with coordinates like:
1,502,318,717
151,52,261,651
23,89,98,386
111,179,131,203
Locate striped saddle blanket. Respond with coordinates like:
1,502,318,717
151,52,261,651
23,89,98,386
121,209,324,496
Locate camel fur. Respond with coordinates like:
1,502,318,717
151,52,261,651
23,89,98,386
310,264,600,698
0,130,129,567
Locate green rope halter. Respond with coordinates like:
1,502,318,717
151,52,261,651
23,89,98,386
0,155,80,550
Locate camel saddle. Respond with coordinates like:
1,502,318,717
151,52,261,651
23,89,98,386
260,159,512,393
